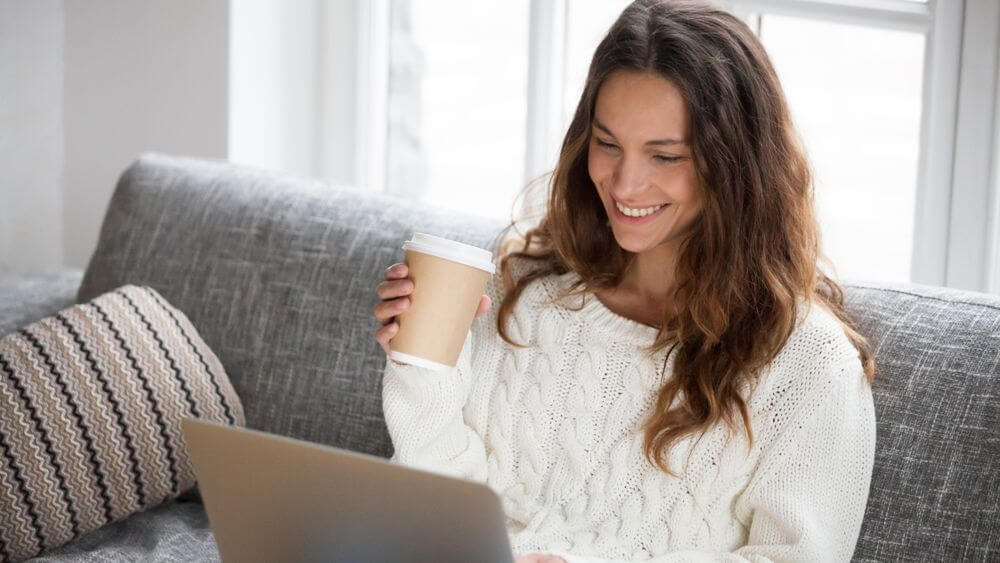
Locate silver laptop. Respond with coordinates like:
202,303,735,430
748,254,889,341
181,418,514,563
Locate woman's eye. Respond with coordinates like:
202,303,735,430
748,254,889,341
596,139,619,151
654,155,680,163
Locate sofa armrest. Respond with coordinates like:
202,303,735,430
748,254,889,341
0,269,84,337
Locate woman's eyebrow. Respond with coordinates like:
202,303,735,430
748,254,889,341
592,118,687,146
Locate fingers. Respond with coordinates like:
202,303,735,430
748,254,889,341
376,278,414,301
384,262,408,280
374,296,410,324
375,265,413,325
474,294,492,318
374,320,398,355
374,261,493,358
375,263,412,354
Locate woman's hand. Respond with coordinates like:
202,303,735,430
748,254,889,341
514,555,568,563
374,262,492,356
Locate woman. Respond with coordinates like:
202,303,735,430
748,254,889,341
374,0,877,561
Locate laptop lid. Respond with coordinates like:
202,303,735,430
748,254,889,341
181,418,514,563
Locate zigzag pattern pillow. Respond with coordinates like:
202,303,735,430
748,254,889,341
0,285,245,562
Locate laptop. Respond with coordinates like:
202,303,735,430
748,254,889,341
181,418,514,563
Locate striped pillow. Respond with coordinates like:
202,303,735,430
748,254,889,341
0,285,245,562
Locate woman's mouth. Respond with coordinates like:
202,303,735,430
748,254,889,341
613,199,670,223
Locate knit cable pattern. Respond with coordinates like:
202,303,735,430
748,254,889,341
382,262,875,562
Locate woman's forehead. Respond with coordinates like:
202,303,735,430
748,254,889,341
593,70,688,141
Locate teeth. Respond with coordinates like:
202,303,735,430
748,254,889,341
616,201,665,217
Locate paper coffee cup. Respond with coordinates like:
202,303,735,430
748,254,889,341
389,233,496,371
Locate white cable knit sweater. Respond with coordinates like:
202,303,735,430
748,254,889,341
382,262,876,562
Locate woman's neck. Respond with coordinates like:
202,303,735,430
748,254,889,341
618,243,677,306
595,243,680,329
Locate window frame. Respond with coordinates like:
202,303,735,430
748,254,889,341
358,0,1000,291
723,1,1000,293
720,0,962,289
354,0,390,194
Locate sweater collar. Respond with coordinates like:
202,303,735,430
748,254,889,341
552,271,662,348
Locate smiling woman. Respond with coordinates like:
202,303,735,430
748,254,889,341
588,72,702,259
376,1,878,561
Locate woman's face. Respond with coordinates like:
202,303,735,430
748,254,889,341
588,70,702,255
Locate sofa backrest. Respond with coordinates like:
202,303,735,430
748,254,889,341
79,153,507,460
79,154,998,561
843,281,999,561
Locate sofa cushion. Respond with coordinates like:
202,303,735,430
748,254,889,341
0,285,244,562
844,281,999,561
78,153,507,459
30,492,218,562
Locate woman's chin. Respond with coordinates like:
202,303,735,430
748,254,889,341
610,226,682,255
611,233,656,254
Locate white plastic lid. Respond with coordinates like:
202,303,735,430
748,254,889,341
401,232,496,273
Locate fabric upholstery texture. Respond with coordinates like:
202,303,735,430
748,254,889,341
0,270,83,338
61,154,997,561
29,490,218,562
78,153,508,459
0,285,244,562
844,281,999,562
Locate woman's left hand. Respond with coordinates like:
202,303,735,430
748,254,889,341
514,554,568,563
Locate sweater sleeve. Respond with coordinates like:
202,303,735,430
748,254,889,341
381,326,489,483
543,356,877,563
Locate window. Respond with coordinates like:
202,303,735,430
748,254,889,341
550,2,926,282
372,0,999,290
385,0,530,221
561,1,632,142
759,14,925,282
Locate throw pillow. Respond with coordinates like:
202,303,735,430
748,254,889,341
0,285,245,562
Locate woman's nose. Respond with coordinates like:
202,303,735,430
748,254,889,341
613,155,650,196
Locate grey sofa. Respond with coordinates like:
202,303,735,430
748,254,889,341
3,154,996,562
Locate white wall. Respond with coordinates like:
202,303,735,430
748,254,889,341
229,0,364,187
1,0,371,275
0,0,64,274
229,0,322,178
63,0,229,268
0,0,229,274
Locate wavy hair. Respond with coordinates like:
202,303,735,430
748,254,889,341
491,0,876,474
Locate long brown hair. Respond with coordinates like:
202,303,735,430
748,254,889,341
491,0,876,474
